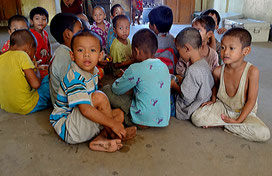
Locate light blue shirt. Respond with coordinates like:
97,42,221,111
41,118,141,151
112,59,171,127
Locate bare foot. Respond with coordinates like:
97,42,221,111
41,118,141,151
137,124,150,129
122,126,137,141
89,139,123,152
202,125,223,129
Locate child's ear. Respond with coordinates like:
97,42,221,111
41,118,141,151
206,31,214,39
184,44,191,53
243,46,251,56
98,50,104,61
8,29,12,35
30,19,34,26
63,29,73,42
69,51,75,61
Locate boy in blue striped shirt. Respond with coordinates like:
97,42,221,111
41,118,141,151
50,30,136,152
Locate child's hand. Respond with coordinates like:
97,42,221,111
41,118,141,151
217,27,227,34
201,101,214,107
111,121,127,139
114,62,123,68
38,64,49,70
221,114,238,123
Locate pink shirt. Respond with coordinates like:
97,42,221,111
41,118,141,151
90,20,110,50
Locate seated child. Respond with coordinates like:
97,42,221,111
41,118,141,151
49,13,83,104
49,30,136,152
110,15,132,77
201,8,227,65
172,27,214,120
148,5,178,73
1,15,29,54
106,4,125,54
191,28,270,142
29,7,51,79
103,29,170,128
90,5,110,50
0,29,51,114
192,15,219,71
132,0,143,25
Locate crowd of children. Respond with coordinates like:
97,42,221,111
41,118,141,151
0,4,270,152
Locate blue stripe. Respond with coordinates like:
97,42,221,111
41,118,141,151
69,100,91,108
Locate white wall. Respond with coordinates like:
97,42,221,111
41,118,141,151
243,0,272,23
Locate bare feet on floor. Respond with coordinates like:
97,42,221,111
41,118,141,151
122,126,137,141
89,139,123,152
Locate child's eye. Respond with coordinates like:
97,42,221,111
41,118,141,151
221,46,225,50
77,49,83,52
230,47,234,50
119,27,123,30
90,49,96,52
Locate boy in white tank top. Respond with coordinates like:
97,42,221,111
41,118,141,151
191,28,270,142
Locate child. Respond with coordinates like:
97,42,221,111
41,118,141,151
110,15,132,77
90,5,110,50
106,4,125,54
192,15,219,71
172,27,214,120
103,29,170,128
1,15,29,53
49,13,83,104
0,29,51,114
201,9,227,65
191,28,270,142
132,0,143,26
30,7,51,79
49,30,136,152
148,5,178,74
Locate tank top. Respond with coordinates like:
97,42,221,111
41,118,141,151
217,62,257,113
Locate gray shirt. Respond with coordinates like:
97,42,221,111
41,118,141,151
49,44,72,104
176,59,214,120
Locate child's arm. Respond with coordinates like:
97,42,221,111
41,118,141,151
201,66,220,106
114,58,135,68
23,68,41,89
209,32,217,50
217,27,227,34
171,80,181,95
221,66,259,123
78,104,126,139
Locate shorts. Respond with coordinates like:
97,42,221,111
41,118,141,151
30,75,51,113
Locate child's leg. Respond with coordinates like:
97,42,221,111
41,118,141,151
225,114,270,142
30,75,51,113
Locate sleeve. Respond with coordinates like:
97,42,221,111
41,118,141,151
20,52,35,70
112,66,137,95
63,75,91,108
180,68,200,105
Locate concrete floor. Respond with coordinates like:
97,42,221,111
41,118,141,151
0,24,272,176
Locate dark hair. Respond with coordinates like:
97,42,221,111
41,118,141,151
10,29,37,48
8,15,29,30
175,27,202,49
71,30,102,52
192,15,215,33
222,28,252,48
30,7,49,21
201,8,221,25
50,13,81,44
93,5,106,14
132,28,158,55
148,6,173,33
112,15,130,29
110,4,123,16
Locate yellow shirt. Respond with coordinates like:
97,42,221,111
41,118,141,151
110,38,132,64
0,51,39,114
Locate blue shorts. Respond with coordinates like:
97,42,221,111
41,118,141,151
30,75,51,113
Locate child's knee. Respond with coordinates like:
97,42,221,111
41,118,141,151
91,91,110,106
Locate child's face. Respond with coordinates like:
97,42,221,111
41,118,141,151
176,45,190,62
208,13,219,29
93,8,106,24
115,19,130,41
70,36,103,73
221,36,250,64
192,22,207,44
112,7,125,17
32,14,48,32
8,20,28,35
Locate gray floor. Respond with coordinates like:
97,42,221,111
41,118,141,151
0,24,272,176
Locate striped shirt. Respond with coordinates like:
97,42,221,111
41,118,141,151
49,62,99,140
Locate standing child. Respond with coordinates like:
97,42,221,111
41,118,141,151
110,15,133,77
191,28,270,142
132,0,143,25
103,29,170,128
49,13,82,104
90,5,110,50
50,30,136,152
192,15,219,71
30,7,51,80
106,4,125,54
172,27,214,120
0,29,51,114
1,15,29,54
